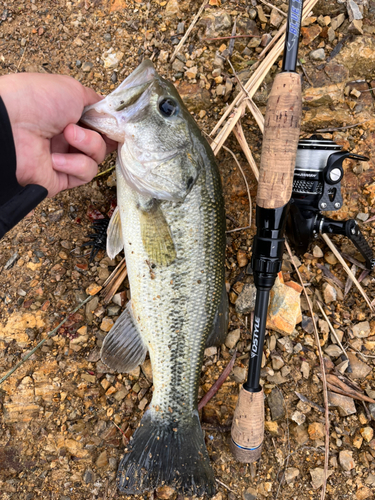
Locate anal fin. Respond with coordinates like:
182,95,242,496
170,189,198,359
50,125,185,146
205,282,229,348
101,301,147,372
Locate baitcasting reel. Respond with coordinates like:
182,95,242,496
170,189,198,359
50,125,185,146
286,135,375,270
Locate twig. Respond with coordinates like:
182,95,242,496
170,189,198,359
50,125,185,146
299,58,313,86
315,263,344,289
344,264,356,297
170,0,208,63
295,392,326,414
16,39,28,72
198,350,237,410
259,0,287,16
203,34,258,41
215,479,236,493
0,295,93,386
94,165,115,179
228,18,237,58
315,121,370,133
348,344,375,359
226,225,252,234
321,234,373,312
286,241,329,500
341,252,366,270
316,302,348,358
325,380,375,404
233,121,260,181
222,145,252,230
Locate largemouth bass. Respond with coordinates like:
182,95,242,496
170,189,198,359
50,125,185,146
81,59,228,496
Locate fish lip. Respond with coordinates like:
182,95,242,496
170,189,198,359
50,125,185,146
117,58,155,91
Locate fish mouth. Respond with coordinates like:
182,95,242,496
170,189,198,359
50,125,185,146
80,59,156,141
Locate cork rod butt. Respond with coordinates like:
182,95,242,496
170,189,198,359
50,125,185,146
230,387,264,463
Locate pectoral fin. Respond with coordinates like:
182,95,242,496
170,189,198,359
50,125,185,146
101,301,147,373
106,206,124,259
140,204,176,267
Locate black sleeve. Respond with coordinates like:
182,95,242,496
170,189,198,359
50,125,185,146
0,96,47,239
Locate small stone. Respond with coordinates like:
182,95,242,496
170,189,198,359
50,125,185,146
301,361,310,379
185,66,198,80
347,352,371,379
324,251,338,265
156,485,175,499
86,283,102,296
271,354,284,371
352,321,371,338
339,450,355,471
327,27,335,42
158,50,169,63
302,315,314,334
225,328,241,349
172,59,184,72
102,49,124,69
357,212,369,222
243,487,257,500
301,25,321,45
348,19,363,34
83,468,94,483
235,284,257,314
353,434,363,449
365,474,375,486
232,366,247,384
111,71,118,84
322,283,337,304
292,411,306,425
73,37,84,46
204,346,217,357
237,250,248,267
310,468,333,489
285,467,300,484
277,337,294,354
76,60,82,68
100,317,114,332
264,421,279,435
260,33,272,47
49,209,64,222
113,291,126,307
266,276,302,335
107,304,120,316
310,48,326,61
103,33,111,41
369,404,375,420
360,427,374,443
331,13,345,30
256,5,267,23
328,391,356,416
82,62,93,72
141,359,153,382
267,372,288,385
270,8,283,28
96,450,108,468
356,488,373,500
308,422,325,441
324,344,342,357
267,387,285,421
313,245,324,258
347,0,363,22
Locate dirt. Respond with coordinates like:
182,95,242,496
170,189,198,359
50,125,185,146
1,0,375,499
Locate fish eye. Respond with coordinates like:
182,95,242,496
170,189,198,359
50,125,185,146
158,97,178,118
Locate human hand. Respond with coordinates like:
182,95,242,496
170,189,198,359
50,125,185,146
0,73,117,197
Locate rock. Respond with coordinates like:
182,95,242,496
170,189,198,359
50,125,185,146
313,245,324,258
310,468,334,489
347,0,363,21
225,329,241,349
156,486,175,499
86,296,99,323
292,424,309,445
232,366,247,384
308,422,325,441
113,291,126,307
237,250,248,267
270,8,283,28
301,361,310,379
266,276,302,335
365,473,375,486
310,48,326,61
172,59,184,72
285,467,300,484
264,421,279,435
204,346,217,357
235,284,257,314
100,317,114,332
271,354,284,371
277,337,294,354
360,427,374,443
200,10,232,38
356,487,373,500
82,62,93,72
339,450,355,471
174,81,211,113
322,283,337,303
324,344,342,357
302,315,314,334
348,19,363,34
256,5,267,23
158,50,169,63
352,321,371,338
83,468,95,484
324,62,350,83
185,66,198,80
95,450,108,468
328,391,356,416
267,372,288,385
102,48,124,69
86,283,101,296
292,411,306,425
267,388,285,421
49,209,64,222
330,13,345,30
243,487,257,500
369,403,375,420
165,0,180,17
347,352,371,379
301,25,321,45
335,36,375,78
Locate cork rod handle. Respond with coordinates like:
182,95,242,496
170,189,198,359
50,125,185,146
257,72,302,209
231,388,264,462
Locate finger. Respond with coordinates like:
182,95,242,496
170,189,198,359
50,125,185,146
52,152,98,184
63,123,107,164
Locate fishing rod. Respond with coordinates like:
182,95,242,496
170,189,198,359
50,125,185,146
231,0,304,462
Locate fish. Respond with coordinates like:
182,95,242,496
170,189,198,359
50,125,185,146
81,59,228,497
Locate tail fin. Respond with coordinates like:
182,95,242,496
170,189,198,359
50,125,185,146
117,410,216,496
